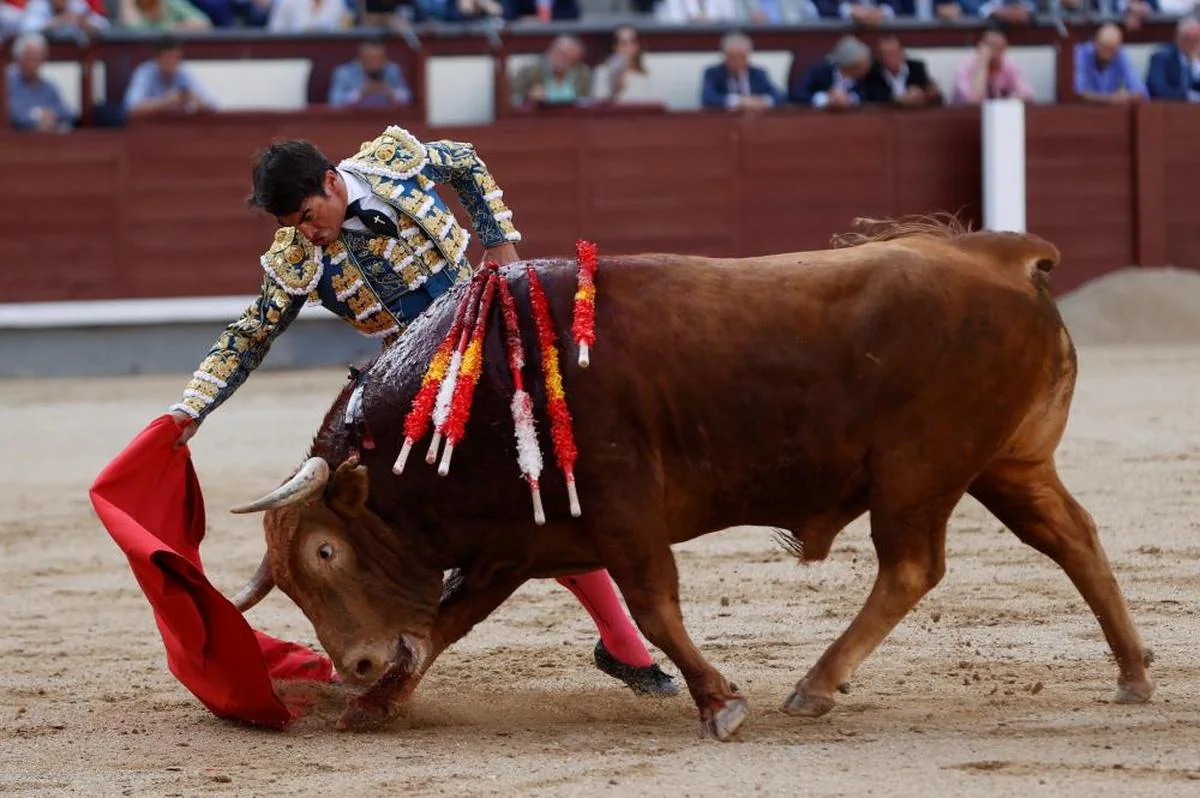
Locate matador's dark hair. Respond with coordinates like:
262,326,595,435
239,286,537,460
247,139,335,218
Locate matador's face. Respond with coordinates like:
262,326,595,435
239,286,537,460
279,169,348,248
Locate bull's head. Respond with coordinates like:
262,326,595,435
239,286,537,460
227,456,442,691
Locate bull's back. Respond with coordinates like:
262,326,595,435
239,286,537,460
562,233,1072,528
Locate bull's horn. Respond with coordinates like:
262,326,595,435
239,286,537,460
230,456,330,514
230,552,274,612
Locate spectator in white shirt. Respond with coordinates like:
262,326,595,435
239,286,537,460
267,0,349,32
591,25,661,104
20,0,108,38
656,0,741,23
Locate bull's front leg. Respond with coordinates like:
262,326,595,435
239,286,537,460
337,569,526,731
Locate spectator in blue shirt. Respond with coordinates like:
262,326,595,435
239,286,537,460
6,32,73,132
124,40,218,119
328,39,412,109
1075,23,1148,104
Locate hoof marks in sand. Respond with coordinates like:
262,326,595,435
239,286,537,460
336,700,391,732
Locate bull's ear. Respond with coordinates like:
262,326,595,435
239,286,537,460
327,458,370,517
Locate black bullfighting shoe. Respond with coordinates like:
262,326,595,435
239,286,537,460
593,639,680,697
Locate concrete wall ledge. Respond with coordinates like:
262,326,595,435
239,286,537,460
0,298,377,379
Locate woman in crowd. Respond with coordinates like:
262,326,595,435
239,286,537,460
591,24,657,104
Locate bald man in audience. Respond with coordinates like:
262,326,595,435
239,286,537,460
1074,23,1147,104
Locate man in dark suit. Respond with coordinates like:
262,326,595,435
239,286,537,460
863,34,943,107
790,35,873,109
1145,15,1200,102
700,30,784,111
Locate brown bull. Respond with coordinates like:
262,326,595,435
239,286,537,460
228,217,1154,741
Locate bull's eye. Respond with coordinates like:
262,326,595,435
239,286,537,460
317,543,334,561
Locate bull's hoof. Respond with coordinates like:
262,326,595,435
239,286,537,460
1115,677,1155,705
336,699,391,732
701,697,749,741
781,685,837,718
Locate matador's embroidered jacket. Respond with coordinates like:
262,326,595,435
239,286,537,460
170,125,521,423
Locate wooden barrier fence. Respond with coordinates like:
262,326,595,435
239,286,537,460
1,102,1196,306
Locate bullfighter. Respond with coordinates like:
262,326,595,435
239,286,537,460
162,125,677,697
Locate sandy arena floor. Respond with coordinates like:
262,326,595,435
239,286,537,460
1,345,1198,797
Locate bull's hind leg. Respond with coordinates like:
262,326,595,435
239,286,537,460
784,494,958,718
589,515,747,740
969,461,1154,703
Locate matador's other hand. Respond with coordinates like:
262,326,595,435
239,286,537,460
482,243,520,267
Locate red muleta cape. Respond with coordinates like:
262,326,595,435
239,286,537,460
89,414,333,728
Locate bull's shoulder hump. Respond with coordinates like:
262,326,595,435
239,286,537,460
952,231,1061,279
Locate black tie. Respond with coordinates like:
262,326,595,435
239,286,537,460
345,199,399,239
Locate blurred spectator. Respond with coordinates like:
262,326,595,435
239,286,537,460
592,24,660,104
656,0,740,22
503,0,579,21
974,0,1034,24
1,3,22,38
813,0,898,26
6,32,72,132
738,0,819,22
865,34,943,107
267,0,349,31
700,31,783,112
511,34,591,107
125,40,218,118
1146,14,1200,101
1155,0,1200,14
790,35,872,109
198,0,272,27
934,0,964,19
118,0,212,29
413,0,503,22
951,28,1034,105
20,0,108,38
357,0,414,29
329,40,412,109
1074,22,1147,104
1118,0,1158,33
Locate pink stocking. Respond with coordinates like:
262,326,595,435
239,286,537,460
557,570,654,668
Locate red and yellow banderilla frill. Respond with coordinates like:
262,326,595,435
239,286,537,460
572,239,598,368
393,268,488,474
527,265,582,518
426,266,491,465
437,269,500,476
